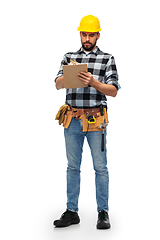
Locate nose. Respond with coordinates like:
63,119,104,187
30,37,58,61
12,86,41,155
86,35,90,41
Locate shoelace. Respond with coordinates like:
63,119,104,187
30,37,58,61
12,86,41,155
61,209,70,219
99,211,108,220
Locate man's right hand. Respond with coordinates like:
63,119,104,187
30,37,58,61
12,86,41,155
55,76,64,90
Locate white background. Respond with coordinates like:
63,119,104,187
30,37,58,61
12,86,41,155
0,0,160,239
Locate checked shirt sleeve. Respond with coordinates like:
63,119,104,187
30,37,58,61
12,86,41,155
104,56,121,90
55,55,68,82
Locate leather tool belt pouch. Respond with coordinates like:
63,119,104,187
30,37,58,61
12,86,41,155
81,111,108,132
61,106,109,132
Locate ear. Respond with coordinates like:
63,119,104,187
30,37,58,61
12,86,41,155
97,32,100,40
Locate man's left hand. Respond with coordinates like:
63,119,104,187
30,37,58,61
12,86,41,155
78,72,94,85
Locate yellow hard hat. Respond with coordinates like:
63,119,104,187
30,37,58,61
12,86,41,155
77,15,101,32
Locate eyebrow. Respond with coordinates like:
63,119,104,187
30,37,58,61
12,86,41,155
82,32,96,37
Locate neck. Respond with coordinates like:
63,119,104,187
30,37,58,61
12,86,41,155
82,45,97,52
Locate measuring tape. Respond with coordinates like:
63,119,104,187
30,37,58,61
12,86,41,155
88,115,96,124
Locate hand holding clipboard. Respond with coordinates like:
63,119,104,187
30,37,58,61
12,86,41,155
63,64,88,89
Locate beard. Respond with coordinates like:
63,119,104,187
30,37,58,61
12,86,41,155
82,40,97,51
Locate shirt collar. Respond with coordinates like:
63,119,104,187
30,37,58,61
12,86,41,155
77,46,100,56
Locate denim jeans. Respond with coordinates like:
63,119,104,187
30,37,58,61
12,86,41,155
64,118,109,213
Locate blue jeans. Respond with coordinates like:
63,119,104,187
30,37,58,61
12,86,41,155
64,118,109,212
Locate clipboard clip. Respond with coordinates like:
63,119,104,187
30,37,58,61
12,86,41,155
70,60,79,65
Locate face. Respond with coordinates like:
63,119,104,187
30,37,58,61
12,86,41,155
80,32,100,51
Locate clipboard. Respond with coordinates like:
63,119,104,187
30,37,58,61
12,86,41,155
63,64,88,89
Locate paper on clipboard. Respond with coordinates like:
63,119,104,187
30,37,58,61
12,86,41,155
63,64,88,89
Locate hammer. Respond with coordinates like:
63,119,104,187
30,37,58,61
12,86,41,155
99,105,108,151
98,122,108,151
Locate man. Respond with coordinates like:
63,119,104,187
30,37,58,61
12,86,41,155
54,15,121,229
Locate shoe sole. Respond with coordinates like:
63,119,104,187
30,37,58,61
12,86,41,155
54,219,80,228
97,223,111,230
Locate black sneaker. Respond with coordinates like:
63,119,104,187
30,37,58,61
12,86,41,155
96,210,111,229
53,209,80,228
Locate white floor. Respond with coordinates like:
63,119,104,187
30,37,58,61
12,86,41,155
1,136,160,240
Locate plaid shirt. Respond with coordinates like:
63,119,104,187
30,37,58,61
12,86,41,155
55,47,121,109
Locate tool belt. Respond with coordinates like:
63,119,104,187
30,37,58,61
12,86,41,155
55,104,109,132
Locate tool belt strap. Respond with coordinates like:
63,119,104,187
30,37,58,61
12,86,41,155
72,107,105,119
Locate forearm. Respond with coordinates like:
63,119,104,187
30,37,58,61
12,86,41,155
78,72,117,97
90,78,117,97
55,76,64,90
